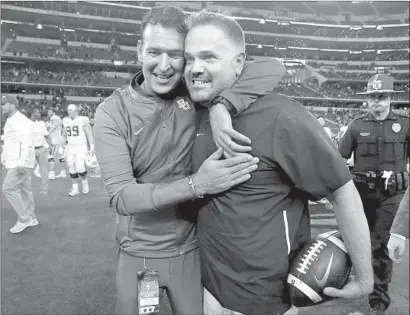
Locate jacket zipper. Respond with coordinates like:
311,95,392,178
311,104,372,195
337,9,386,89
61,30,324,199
161,104,173,177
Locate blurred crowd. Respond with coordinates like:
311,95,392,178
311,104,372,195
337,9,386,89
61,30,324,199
25,45,138,64
317,70,410,81
308,62,409,72
276,82,409,101
10,96,101,121
2,64,130,87
6,38,409,63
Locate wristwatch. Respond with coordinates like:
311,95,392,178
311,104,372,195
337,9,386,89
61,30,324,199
211,96,237,116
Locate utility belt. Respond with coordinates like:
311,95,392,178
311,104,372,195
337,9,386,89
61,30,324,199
352,170,409,197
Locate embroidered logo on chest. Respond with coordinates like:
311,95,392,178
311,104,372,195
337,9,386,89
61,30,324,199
360,133,370,136
177,99,191,111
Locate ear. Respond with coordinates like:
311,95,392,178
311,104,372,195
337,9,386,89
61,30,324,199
137,40,143,64
234,52,246,77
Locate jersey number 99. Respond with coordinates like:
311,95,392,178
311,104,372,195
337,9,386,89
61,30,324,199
66,126,79,137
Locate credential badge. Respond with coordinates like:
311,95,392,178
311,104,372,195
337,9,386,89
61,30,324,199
177,99,191,111
392,123,401,133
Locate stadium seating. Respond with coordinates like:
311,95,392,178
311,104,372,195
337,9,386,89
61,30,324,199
1,1,408,133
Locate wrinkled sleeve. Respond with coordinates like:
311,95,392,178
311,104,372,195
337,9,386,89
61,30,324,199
94,102,156,215
272,105,352,201
218,59,286,115
17,119,33,167
339,123,356,159
390,186,409,238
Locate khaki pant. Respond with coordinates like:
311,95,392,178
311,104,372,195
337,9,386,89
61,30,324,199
2,167,36,222
204,288,299,315
35,146,49,193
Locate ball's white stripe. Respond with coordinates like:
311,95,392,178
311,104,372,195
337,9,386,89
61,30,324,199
317,230,338,238
287,274,323,303
327,235,347,253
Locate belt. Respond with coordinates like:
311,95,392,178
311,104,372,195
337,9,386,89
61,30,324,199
35,146,44,149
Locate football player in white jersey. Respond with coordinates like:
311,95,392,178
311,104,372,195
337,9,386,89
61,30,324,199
60,104,95,196
46,107,67,179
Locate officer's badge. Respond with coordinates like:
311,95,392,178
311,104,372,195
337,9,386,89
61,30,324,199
177,99,191,111
392,123,401,133
371,80,383,90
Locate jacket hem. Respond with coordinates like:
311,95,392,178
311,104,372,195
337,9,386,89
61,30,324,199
117,238,199,259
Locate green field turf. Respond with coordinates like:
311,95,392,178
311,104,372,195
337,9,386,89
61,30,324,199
1,175,408,315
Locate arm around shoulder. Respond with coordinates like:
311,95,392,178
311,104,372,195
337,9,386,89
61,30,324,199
217,59,286,115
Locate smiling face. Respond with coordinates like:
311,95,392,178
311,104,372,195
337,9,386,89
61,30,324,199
184,24,245,104
137,24,186,95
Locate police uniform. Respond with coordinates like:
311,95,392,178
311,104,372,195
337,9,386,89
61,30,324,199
339,74,409,312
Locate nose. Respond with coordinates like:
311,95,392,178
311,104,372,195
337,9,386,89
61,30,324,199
190,59,205,76
158,53,170,72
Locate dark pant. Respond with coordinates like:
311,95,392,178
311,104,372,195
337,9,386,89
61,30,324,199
115,248,202,315
361,191,405,310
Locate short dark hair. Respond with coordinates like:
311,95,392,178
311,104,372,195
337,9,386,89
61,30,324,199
186,10,246,53
140,5,188,43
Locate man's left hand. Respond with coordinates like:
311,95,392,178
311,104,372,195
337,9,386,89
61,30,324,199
209,104,252,158
387,234,406,263
323,275,372,300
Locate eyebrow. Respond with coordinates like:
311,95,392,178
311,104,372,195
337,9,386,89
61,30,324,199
184,50,217,57
147,48,183,54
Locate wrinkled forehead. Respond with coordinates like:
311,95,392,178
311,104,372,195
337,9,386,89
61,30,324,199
185,24,236,55
142,24,185,49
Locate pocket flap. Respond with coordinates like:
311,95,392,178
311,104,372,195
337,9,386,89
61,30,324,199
385,135,406,143
357,136,376,143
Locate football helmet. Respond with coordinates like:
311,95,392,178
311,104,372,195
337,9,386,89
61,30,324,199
85,152,99,170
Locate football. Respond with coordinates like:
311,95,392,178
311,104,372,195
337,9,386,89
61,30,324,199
287,230,352,307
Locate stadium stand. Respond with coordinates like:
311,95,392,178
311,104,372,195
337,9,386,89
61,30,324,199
1,1,409,137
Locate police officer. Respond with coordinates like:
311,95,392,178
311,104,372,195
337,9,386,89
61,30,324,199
339,74,409,315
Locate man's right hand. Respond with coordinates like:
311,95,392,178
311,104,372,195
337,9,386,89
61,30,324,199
194,147,258,196
323,274,373,300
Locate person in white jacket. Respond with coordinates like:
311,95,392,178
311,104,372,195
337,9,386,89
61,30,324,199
1,95,38,234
